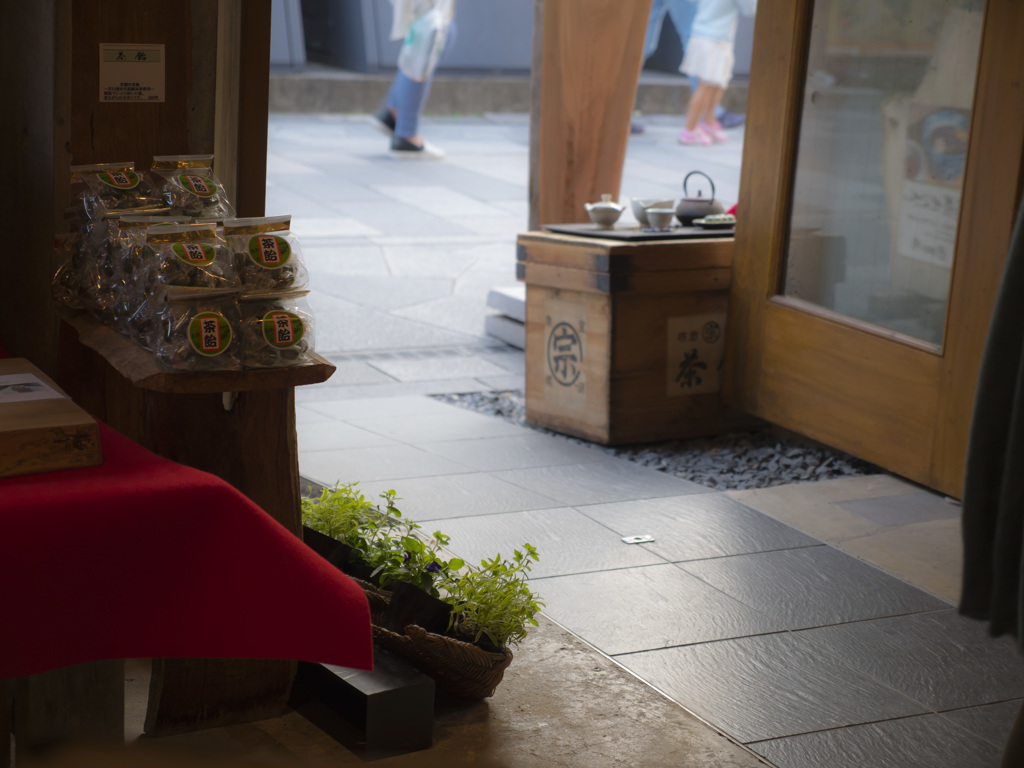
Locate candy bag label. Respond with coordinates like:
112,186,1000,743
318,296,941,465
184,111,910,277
188,312,232,356
98,170,140,189
262,310,305,349
247,234,291,269
172,242,216,266
179,174,217,198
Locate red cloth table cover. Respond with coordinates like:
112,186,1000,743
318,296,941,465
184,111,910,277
0,421,372,679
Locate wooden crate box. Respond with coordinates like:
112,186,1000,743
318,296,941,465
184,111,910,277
516,231,753,445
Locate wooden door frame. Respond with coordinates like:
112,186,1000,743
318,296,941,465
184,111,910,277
723,0,1024,497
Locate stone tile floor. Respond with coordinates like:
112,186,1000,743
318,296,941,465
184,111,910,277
271,112,1024,767
297,398,1024,768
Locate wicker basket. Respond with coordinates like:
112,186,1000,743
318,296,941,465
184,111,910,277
351,577,513,699
373,624,513,700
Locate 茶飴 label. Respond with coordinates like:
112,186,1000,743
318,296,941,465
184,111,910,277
262,310,305,349
188,312,232,356
97,170,141,189
247,234,292,269
178,174,217,198
172,242,216,266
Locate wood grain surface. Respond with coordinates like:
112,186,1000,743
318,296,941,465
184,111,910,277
0,359,101,478
722,0,1024,496
535,0,652,226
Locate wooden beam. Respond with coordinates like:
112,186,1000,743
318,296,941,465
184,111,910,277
14,662,124,762
534,0,652,226
1,680,11,768
234,0,271,217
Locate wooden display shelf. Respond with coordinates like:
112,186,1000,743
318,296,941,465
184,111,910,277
59,308,335,394
55,309,334,738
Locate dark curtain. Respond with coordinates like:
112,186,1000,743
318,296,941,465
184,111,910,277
960,196,1024,653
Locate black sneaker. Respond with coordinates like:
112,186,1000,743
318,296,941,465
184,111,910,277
389,135,445,159
372,107,396,135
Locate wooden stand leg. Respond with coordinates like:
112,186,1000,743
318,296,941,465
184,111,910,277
13,662,124,760
145,659,296,736
2,679,12,768
56,334,307,734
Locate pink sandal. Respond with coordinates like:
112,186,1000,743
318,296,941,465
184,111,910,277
677,126,711,146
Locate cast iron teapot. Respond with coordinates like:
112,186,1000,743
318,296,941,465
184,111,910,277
675,170,725,226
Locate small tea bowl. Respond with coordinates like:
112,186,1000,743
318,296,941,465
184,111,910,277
645,208,676,230
631,198,675,227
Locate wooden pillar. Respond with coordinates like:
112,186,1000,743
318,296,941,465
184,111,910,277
532,0,652,227
14,662,124,763
54,315,336,735
1,0,67,374
2,680,11,768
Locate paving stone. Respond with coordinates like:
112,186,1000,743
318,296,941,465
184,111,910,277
795,610,1024,711
416,433,607,472
314,275,453,310
351,409,526,443
578,494,820,562
620,633,929,743
749,713,1003,768
297,420,400,452
440,507,666,578
537,564,785,655
299,444,473,486
677,545,948,630
300,395,466,421
836,491,961,526
493,460,709,506
355,473,562,521
393,295,493,339
940,699,1022,749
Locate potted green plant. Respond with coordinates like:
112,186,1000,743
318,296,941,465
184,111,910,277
301,483,462,593
440,543,542,651
300,483,544,698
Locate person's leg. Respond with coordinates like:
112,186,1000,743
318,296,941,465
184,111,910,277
704,85,725,124
679,81,713,144
698,84,728,142
685,82,713,131
391,70,431,142
372,76,402,134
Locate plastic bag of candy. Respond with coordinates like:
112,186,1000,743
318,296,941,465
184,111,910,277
225,216,308,293
107,214,190,340
70,162,164,220
239,290,316,369
151,287,242,372
151,154,236,220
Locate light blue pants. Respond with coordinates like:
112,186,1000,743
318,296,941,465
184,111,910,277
385,20,457,140
386,73,432,139
643,0,697,63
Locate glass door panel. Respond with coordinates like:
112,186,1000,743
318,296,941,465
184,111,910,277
783,0,984,345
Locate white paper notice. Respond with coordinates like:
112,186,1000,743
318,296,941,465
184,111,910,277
0,374,65,403
99,44,165,102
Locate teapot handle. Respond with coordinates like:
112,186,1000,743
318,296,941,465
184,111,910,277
683,170,715,200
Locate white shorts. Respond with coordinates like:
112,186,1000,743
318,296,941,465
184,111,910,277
681,36,735,89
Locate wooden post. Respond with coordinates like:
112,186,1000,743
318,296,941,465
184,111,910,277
1,680,11,768
533,0,652,227
14,662,124,762
55,314,335,735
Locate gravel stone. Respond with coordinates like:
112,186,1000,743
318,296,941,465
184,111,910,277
431,390,880,491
